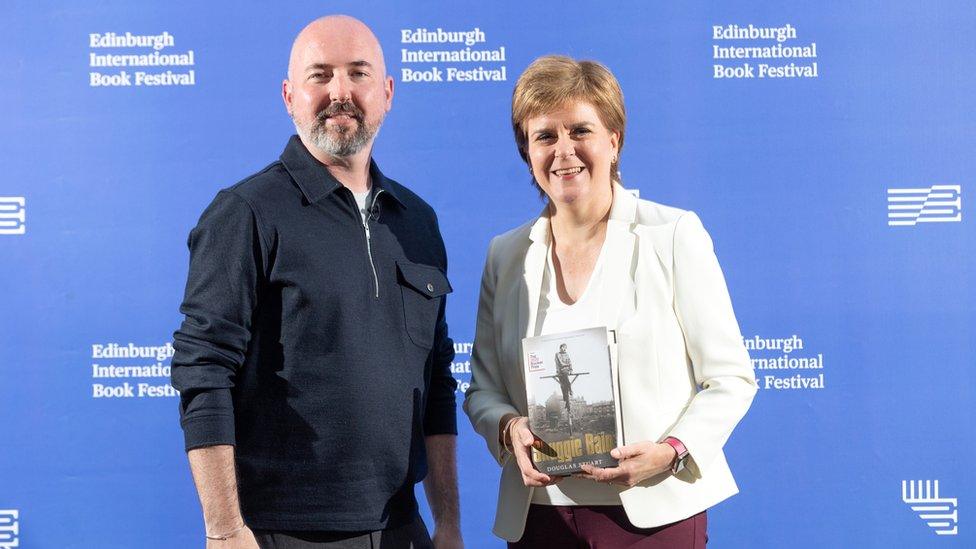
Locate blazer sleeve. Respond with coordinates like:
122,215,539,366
463,237,520,465
666,211,757,476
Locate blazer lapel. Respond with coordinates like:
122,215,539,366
520,212,551,341
518,185,640,350
599,185,639,330
507,212,550,414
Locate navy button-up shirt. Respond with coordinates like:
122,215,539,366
172,136,457,531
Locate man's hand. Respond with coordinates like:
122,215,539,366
206,525,259,549
508,417,562,488
577,441,676,487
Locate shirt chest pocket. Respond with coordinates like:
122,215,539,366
396,260,452,349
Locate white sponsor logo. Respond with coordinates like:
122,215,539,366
0,509,19,548
0,197,25,235
399,27,508,84
902,480,958,535
745,335,825,391
88,31,196,87
887,185,961,226
712,23,819,80
90,341,179,399
450,341,473,394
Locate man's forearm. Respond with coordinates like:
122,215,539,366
187,445,245,534
423,434,461,531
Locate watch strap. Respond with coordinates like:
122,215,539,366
663,436,689,474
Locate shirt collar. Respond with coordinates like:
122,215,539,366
528,183,636,243
279,135,405,208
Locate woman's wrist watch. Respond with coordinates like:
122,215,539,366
662,436,689,474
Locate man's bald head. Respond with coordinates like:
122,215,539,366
287,15,387,82
282,15,394,162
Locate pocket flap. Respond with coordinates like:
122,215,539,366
396,261,452,299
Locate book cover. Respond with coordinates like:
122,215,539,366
522,326,620,476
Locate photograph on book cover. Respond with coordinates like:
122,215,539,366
523,326,619,475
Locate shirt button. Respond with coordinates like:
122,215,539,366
426,282,434,293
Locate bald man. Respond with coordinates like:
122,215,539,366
172,16,462,549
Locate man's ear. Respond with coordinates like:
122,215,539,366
384,75,394,112
282,79,293,114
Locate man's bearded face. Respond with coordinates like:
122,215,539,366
294,99,382,158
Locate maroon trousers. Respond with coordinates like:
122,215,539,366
508,505,707,549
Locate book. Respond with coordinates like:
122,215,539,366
521,326,621,476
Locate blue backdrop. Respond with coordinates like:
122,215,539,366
1,1,972,547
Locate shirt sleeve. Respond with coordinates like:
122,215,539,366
423,295,458,436
171,190,267,451
422,214,458,436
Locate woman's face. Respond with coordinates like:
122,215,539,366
525,100,619,206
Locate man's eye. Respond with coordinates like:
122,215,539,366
352,71,369,77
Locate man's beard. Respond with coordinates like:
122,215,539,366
294,101,382,158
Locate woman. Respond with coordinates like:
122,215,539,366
463,55,757,547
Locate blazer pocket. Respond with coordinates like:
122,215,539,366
396,260,452,349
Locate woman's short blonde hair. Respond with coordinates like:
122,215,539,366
512,55,626,189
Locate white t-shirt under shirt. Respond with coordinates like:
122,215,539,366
352,186,372,223
530,239,622,506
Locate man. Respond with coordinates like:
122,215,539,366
171,15,462,549
554,343,573,403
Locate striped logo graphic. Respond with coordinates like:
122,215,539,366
0,197,25,235
902,480,958,535
0,509,18,549
887,185,961,226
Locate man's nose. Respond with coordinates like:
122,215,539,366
327,75,352,102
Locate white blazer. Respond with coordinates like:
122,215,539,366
463,184,758,542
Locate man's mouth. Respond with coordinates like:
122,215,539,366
318,103,364,124
552,166,584,176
